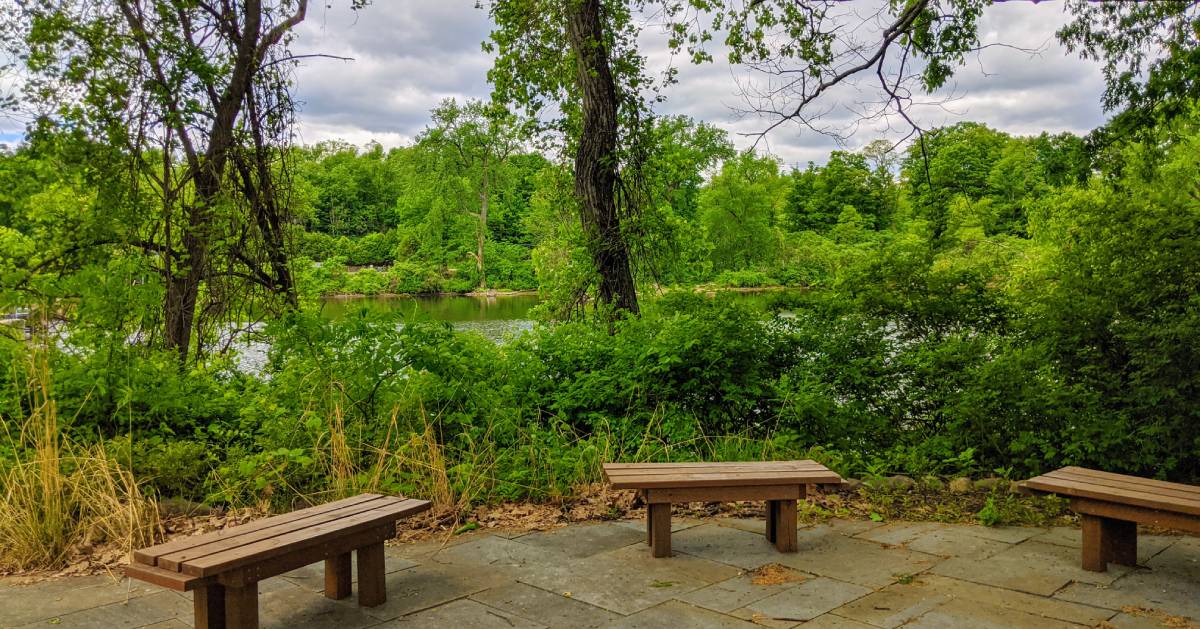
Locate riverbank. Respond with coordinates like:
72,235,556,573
318,285,799,300
322,289,541,299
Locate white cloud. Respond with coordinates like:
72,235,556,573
290,1,1108,163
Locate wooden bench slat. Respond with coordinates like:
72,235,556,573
607,471,841,489
604,461,827,471
1021,476,1200,517
183,498,431,577
123,562,211,592
134,493,386,566
1071,497,1200,535
153,495,399,571
1056,466,1200,498
1043,469,1200,502
605,464,828,477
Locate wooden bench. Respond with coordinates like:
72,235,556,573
124,493,430,629
602,460,842,558
1019,466,1200,572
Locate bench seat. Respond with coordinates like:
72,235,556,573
603,460,842,557
1019,466,1200,571
125,493,431,629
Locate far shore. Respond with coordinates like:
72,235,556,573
319,285,802,300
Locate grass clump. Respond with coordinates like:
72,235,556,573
0,345,160,573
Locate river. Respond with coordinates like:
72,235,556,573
231,290,789,372
317,293,543,341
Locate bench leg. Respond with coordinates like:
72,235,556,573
1081,514,1137,572
650,503,672,558
773,499,798,552
765,500,778,543
325,552,352,600
357,541,387,607
194,584,225,629
224,582,258,629
646,505,653,546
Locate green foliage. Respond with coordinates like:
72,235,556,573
700,151,787,272
786,151,893,232
711,270,776,288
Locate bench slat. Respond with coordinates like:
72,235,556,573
603,461,841,490
183,498,431,577
605,461,828,471
155,495,408,572
1044,469,1200,503
608,472,842,490
605,464,828,478
135,493,386,566
1022,474,1200,517
123,562,210,592
1056,467,1200,498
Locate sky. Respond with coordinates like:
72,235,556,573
1,1,1110,166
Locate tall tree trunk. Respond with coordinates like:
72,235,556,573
566,0,639,317
152,0,306,361
477,159,489,291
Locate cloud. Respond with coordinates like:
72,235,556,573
290,1,1108,164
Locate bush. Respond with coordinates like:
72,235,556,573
712,269,777,288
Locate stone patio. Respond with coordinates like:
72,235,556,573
2,518,1197,628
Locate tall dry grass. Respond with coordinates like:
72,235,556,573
0,343,161,572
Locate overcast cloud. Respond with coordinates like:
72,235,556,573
0,2,1109,162
290,1,1107,167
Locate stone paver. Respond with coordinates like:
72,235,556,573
601,600,757,629
0,575,163,627
360,562,513,620
782,527,940,588
18,590,191,629
1053,537,1200,620
260,581,382,629
471,581,619,628
516,542,740,615
675,572,803,613
902,525,1014,560
377,598,544,627
2,518,1197,629
855,521,945,546
836,574,1112,628
900,597,1088,629
732,577,871,624
517,522,645,559
930,539,1131,596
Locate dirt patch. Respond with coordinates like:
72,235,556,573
1119,605,1200,629
751,563,806,586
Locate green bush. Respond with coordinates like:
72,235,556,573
712,269,776,288
108,436,216,502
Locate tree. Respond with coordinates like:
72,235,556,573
901,122,1010,240
699,151,786,272
487,0,651,319
420,99,524,291
662,0,992,140
1059,1,1200,136
986,140,1046,234
4,0,360,362
785,151,889,232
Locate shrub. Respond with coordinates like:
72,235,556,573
712,269,776,288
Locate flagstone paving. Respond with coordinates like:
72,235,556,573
2,518,1197,628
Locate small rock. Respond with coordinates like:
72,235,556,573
886,475,916,490
949,477,973,494
920,476,945,491
974,477,1005,491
